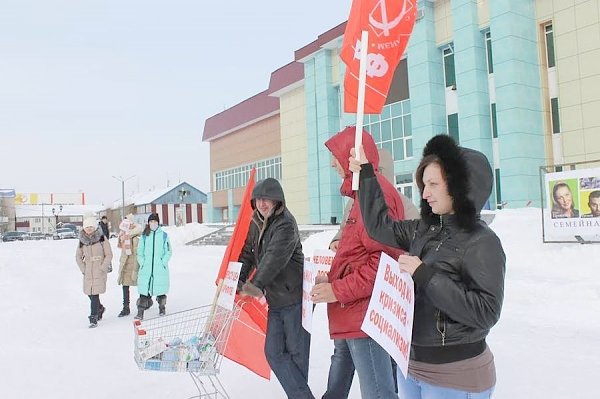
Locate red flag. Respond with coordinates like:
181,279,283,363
215,168,271,379
215,168,256,284
340,0,417,114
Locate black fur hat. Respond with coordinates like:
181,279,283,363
419,135,493,231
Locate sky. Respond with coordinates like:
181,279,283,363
0,0,350,206
1,207,599,398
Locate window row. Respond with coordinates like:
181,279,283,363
214,157,282,191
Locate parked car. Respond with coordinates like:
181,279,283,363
29,232,47,241
2,231,29,242
53,228,78,240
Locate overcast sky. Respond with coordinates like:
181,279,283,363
0,0,349,206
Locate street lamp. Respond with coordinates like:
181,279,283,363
112,175,135,221
52,205,63,230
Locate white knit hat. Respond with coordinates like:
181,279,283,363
83,217,97,229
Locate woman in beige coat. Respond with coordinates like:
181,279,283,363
116,214,142,317
76,217,113,328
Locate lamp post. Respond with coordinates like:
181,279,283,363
52,205,63,230
112,175,135,221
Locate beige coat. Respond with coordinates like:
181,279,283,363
117,224,143,286
76,230,113,295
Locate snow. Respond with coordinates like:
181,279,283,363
0,208,598,398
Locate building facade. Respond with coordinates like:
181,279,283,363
203,0,600,224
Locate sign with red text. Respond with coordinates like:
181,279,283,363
302,260,317,333
361,252,414,378
302,249,336,333
217,261,242,311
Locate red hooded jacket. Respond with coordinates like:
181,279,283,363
324,127,406,339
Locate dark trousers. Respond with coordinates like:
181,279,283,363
122,286,130,304
88,294,100,316
265,303,314,399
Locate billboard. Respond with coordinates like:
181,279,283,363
543,168,600,242
14,193,85,205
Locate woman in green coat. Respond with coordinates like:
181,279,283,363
135,213,172,320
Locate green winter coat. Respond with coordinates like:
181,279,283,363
136,227,172,296
76,229,113,295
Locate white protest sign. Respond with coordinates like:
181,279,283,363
216,261,242,311
361,252,414,378
302,260,317,333
302,249,336,333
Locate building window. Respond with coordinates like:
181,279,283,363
214,156,282,191
544,24,556,68
447,113,460,143
443,45,456,88
364,99,413,161
550,97,560,134
395,173,414,201
490,103,498,138
485,31,494,74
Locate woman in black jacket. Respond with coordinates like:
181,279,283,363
349,135,505,398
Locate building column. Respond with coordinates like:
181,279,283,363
406,0,447,163
490,0,545,207
305,50,343,224
451,0,493,156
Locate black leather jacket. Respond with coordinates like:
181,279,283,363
238,178,304,309
358,164,505,364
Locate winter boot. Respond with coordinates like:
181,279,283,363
158,295,167,316
134,297,148,320
98,304,106,321
118,305,130,317
88,315,98,328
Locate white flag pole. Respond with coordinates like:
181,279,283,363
352,30,369,191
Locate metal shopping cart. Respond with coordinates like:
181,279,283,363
133,303,242,399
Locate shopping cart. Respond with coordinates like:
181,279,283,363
133,303,242,399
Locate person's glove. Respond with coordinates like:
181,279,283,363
241,281,263,298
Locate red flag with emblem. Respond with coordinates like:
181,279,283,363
341,0,417,114
215,168,271,379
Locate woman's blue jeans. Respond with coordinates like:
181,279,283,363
397,372,495,399
322,337,396,399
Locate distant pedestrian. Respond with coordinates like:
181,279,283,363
98,215,110,239
116,214,142,317
76,216,113,328
135,213,172,320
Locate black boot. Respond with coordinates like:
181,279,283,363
119,286,130,317
118,306,130,317
134,297,148,320
158,295,167,316
88,315,98,328
98,304,105,321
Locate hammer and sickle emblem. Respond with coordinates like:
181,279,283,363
369,0,413,37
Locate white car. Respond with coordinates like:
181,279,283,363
53,228,78,240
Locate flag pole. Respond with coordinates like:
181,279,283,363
352,30,369,190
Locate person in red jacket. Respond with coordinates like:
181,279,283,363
311,126,407,399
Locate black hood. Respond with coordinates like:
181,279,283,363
251,178,285,210
420,135,493,230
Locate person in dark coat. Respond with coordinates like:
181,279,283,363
350,135,505,398
98,216,110,239
238,178,314,399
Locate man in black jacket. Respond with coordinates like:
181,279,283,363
98,216,110,239
238,178,314,399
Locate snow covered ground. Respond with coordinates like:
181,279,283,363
1,208,598,398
